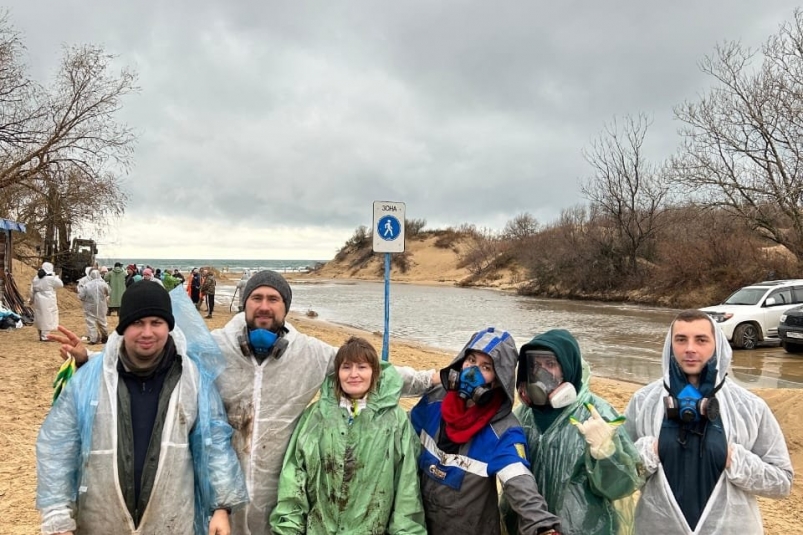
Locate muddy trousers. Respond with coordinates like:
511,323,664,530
83,309,109,343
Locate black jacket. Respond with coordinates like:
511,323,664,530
116,336,183,526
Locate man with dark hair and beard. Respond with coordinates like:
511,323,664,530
53,270,438,535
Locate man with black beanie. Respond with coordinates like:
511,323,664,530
37,281,247,535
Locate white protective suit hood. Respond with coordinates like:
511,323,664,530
660,315,731,388
624,315,793,534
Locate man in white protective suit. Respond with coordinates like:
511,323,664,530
37,280,248,535
624,309,793,534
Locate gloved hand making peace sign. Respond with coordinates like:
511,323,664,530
570,403,626,459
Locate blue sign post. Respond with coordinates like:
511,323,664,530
372,201,406,361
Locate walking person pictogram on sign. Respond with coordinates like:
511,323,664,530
377,215,401,242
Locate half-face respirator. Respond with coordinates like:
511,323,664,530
249,328,278,357
524,349,577,409
663,376,726,423
441,364,494,405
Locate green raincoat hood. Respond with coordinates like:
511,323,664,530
319,360,402,409
518,329,584,392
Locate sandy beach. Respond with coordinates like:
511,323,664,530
1,266,801,533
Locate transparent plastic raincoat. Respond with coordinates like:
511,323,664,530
211,313,433,535
502,330,642,535
624,316,793,534
270,362,426,534
36,289,248,535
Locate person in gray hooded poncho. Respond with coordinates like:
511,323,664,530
624,309,793,534
77,269,110,344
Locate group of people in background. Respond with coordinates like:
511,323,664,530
28,261,223,344
32,269,793,535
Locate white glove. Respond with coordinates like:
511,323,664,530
570,403,623,459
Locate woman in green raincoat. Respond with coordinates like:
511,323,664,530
502,329,643,535
270,337,426,535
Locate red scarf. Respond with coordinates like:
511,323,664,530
440,390,504,444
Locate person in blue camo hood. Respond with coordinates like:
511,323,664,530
411,327,561,535
503,329,642,535
624,309,793,533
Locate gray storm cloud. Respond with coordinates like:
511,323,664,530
8,0,802,250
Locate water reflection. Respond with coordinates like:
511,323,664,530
217,280,803,389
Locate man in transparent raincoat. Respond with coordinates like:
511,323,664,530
624,310,793,533
502,329,643,535
36,281,248,535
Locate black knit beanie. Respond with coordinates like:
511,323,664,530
241,270,292,310
116,280,175,334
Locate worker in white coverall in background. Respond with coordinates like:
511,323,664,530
77,269,110,344
30,261,63,342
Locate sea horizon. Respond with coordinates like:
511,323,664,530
95,257,328,273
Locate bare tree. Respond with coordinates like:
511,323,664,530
405,217,427,237
0,13,135,259
581,114,670,276
502,212,539,242
457,224,504,276
672,9,803,259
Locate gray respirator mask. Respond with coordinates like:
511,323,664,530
524,349,577,409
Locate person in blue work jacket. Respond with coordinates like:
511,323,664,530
410,327,561,535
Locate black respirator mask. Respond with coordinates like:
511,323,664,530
524,349,577,409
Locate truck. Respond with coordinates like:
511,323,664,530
58,238,98,284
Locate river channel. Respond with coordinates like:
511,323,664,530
216,279,803,389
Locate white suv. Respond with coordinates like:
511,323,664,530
699,279,803,349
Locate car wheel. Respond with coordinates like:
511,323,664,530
733,323,759,350
782,340,803,353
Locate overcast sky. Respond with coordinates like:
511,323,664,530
7,1,802,260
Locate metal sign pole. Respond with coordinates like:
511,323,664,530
372,200,405,363
382,253,390,361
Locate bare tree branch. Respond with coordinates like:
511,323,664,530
581,113,670,276
672,9,803,259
